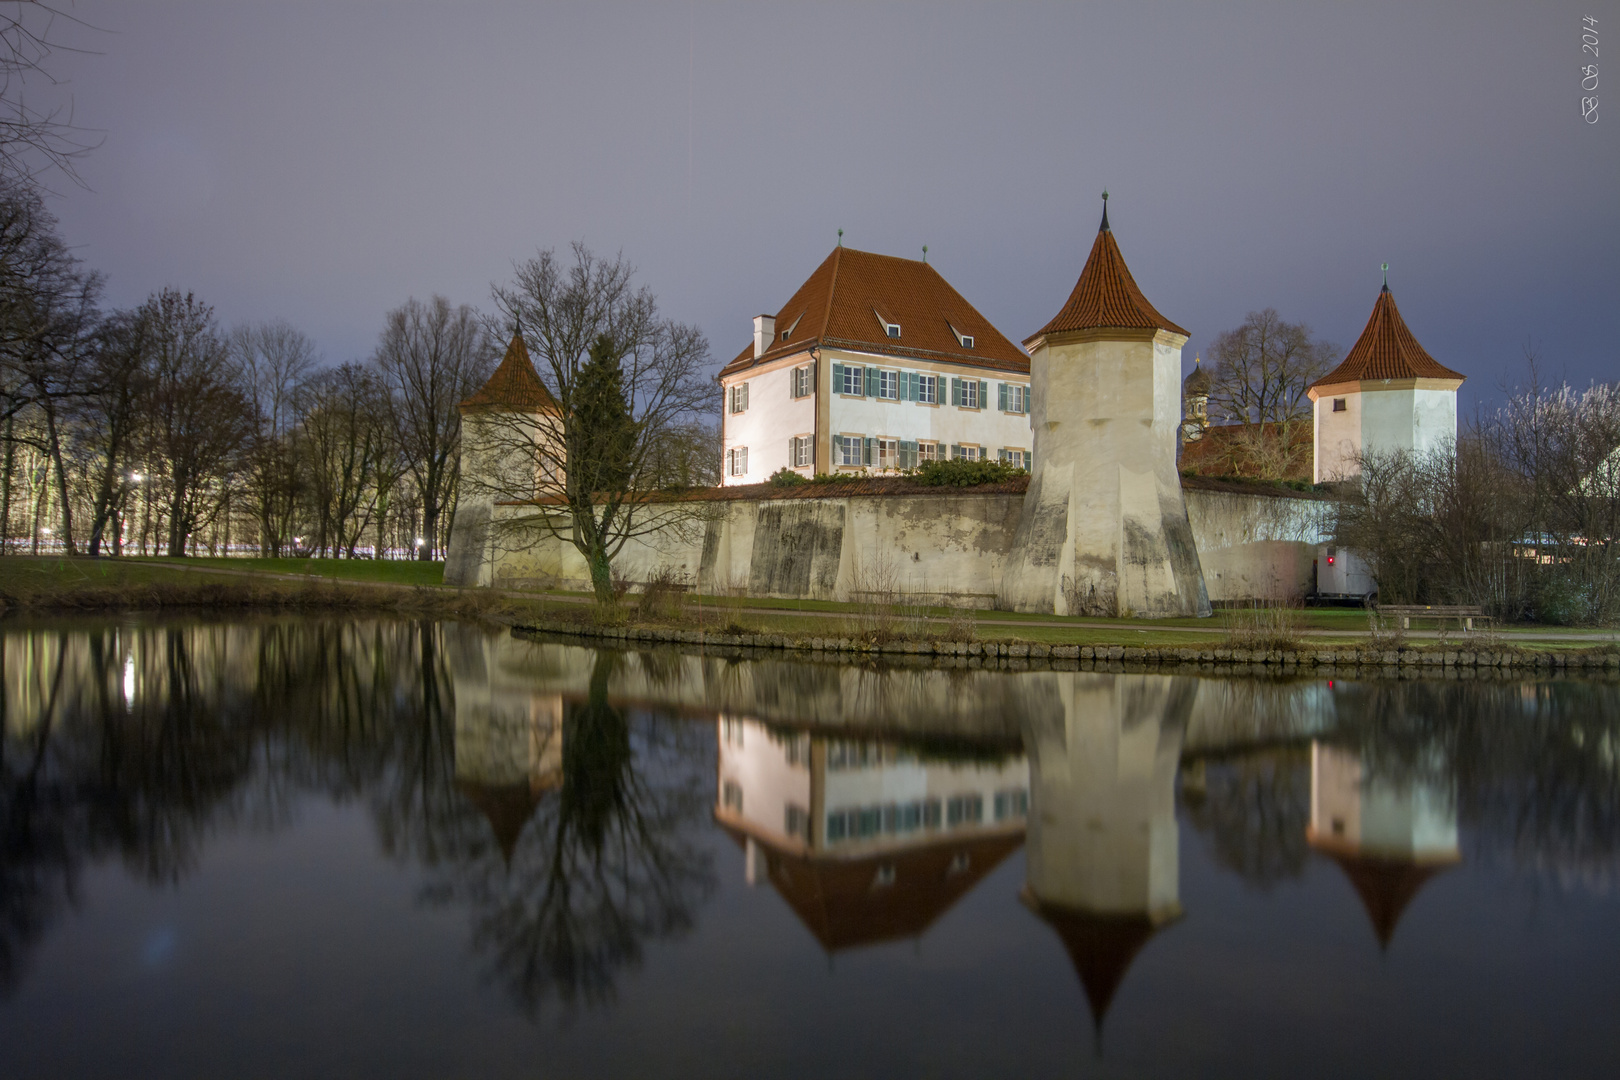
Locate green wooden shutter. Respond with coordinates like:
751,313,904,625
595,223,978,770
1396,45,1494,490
863,436,874,466
950,378,960,406
832,362,844,394
998,382,1008,411
979,380,989,409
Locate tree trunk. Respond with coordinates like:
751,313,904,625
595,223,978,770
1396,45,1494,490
41,407,77,554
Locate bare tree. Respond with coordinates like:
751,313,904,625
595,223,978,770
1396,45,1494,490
373,296,493,560
76,307,152,555
138,290,252,556
231,321,318,556
0,2,101,185
1204,308,1339,480
0,176,98,551
481,243,714,601
300,361,392,558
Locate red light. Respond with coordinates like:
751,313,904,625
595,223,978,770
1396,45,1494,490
1326,556,1335,565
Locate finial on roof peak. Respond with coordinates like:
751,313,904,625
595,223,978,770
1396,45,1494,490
922,244,928,263
1099,189,1110,233
1381,262,1389,293
837,228,843,248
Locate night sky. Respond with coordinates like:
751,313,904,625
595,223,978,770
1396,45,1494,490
37,1,1620,414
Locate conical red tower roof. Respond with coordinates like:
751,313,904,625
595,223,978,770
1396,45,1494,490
1310,284,1463,389
1027,197,1188,345
460,330,559,412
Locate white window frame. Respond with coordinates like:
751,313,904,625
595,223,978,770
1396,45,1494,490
917,374,938,405
729,382,749,414
838,434,864,467
952,443,981,461
1006,384,1028,415
918,441,940,463
728,446,749,476
839,364,866,396
877,369,899,400
791,435,813,469
792,364,814,399
876,437,898,471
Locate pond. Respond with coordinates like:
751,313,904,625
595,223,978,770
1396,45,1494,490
1,617,1617,1079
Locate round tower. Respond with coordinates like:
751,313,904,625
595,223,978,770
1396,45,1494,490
1308,269,1464,483
443,329,561,586
999,194,1210,617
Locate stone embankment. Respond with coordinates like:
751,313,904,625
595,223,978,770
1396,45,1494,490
511,622,1619,675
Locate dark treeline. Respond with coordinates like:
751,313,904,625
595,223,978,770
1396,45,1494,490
0,177,496,560
1334,367,1620,624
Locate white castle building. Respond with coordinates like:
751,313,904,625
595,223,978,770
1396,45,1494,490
446,199,1466,611
716,245,1034,483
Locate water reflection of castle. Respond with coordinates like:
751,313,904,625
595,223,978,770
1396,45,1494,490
1307,741,1461,948
713,715,1029,952
448,631,565,861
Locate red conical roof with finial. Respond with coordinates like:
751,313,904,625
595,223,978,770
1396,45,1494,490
460,330,559,412
1310,282,1463,389
1028,195,1189,344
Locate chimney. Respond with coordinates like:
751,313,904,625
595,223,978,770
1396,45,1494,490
753,314,776,359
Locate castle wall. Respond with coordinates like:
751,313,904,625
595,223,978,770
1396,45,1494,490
456,482,1326,607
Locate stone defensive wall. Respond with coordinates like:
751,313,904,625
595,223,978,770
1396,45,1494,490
448,474,1333,606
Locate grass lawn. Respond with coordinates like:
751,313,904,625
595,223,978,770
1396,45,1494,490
130,556,446,587
0,556,242,592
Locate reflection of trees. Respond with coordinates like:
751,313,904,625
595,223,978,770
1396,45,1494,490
1330,680,1620,890
419,653,715,1016
1180,747,1310,889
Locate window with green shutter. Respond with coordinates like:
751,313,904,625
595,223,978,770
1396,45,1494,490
899,439,918,469
950,377,961,406
979,380,989,409
998,382,1008,411
832,362,844,393
863,436,875,466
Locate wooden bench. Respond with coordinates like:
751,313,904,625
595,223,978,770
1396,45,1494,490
1377,604,1491,631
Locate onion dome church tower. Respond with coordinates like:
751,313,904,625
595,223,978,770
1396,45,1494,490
1308,268,1465,484
1181,357,1211,443
999,194,1210,617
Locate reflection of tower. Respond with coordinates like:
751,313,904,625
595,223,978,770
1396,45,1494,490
1307,742,1460,948
713,715,1029,953
1021,674,1194,1034
448,628,565,861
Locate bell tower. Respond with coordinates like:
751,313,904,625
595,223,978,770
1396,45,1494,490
999,194,1210,617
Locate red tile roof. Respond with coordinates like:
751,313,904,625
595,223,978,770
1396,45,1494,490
718,247,1029,380
1310,287,1464,389
721,823,1024,953
1028,206,1189,343
460,330,559,412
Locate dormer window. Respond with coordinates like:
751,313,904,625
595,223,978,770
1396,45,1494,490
779,311,805,342
948,323,975,348
874,308,900,339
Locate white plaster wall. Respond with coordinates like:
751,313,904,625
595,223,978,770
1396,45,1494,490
720,355,816,485
1183,488,1331,602
1411,387,1458,456
1313,390,1363,483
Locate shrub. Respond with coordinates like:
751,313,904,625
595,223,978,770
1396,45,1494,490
767,467,808,487
911,458,1024,487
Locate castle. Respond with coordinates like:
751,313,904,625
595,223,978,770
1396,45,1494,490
446,198,1461,613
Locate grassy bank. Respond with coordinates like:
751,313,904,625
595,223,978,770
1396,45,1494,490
3,556,1615,660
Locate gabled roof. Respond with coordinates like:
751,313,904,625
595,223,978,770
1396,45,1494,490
1310,285,1463,389
460,330,559,412
1028,198,1189,344
718,246,1029,380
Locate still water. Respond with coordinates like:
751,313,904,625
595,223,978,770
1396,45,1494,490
0,617,1616,1079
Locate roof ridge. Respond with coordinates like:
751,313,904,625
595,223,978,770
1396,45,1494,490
818,244,842,343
